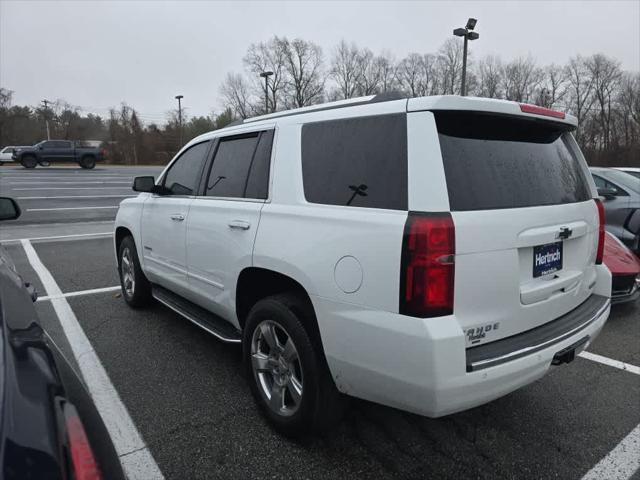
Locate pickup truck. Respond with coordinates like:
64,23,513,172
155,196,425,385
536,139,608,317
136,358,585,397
13,140,105,169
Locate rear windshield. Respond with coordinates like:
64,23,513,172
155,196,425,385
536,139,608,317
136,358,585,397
435,111,591,211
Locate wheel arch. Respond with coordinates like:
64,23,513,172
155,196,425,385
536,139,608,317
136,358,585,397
114,226,132,256
235,267,328,361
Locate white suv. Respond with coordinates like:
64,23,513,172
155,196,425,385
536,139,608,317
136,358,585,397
115,94,611,435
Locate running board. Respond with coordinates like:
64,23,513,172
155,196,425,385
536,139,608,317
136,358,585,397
152,285,241,343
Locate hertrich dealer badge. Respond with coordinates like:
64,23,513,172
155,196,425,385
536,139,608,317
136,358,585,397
466,323,501,345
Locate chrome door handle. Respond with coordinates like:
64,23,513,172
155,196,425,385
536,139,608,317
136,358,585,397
228,220,250,230
170,214,185,221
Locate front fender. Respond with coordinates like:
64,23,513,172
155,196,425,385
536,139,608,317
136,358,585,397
114,196,147,268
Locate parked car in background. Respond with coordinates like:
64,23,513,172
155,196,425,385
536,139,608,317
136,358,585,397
613,167,640,180
590,167,640,254
0,146,29,165
116,94,611,435
12,140,105,169
0,198,124,479
603,231,640,304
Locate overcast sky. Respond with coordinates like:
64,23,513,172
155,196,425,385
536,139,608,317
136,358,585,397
1,0,638,121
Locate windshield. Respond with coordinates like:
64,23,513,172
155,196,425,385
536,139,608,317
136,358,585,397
435,111,591,211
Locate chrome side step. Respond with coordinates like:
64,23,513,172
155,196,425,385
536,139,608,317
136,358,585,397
152,285,241,343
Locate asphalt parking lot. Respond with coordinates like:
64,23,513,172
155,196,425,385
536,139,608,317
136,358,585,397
1,164,639,480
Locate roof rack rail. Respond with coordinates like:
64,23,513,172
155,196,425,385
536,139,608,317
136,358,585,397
235,91,406,125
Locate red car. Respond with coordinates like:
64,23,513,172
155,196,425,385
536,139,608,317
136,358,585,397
603,231,640,304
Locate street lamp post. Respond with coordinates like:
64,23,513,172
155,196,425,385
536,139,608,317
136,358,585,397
453,18,479,96
175,94,184,145
259,71,274,114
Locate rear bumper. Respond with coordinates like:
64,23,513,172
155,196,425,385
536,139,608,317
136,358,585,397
313,293,610,418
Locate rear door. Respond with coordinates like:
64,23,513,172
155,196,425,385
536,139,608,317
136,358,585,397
420,110,598,346
185,129,274,324
56,140,74,161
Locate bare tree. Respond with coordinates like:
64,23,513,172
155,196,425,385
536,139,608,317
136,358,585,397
502,56,543,102
397,53,424,97
330,40,361,99
354,48,382,95
534,64,567,108
281,38,325,108
244,37,287,113
616,72,640,147
375,52,398,93
475,55,503,98
565,55,596,135
586,53,622,149
220,72,255,119
436,38,464,95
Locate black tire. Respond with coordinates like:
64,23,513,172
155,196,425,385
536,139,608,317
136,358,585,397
243,293,346,437
21,155,37,169
0,162,4,166
80,155,96,169
117,236,152,308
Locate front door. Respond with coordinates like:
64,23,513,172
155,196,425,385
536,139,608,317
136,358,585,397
140,140,211,296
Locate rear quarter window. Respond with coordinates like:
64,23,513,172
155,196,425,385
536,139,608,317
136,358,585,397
436,111,591,211
301,114,408,210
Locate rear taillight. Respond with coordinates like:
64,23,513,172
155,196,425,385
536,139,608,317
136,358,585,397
63,403,102,480
595,198,605,265
400,212,455,317
519,103,566,119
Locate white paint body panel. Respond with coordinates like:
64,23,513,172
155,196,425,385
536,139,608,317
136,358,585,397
185,197,263,327
115,94,611,419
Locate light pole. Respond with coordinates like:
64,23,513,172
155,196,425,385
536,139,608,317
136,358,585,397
259,71,274,114
453,18,479,96
175,94,184,145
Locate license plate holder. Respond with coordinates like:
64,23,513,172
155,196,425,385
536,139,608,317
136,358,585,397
533,241,563,278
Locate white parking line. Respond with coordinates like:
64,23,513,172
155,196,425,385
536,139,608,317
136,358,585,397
581,424,640,480
37,285,121,301
1,232,112,243
579,351,640,375
18,195,136,199
11,187,132,190
0,174,133,180
27,206,120,211
5,180,131,185
21,240,163,479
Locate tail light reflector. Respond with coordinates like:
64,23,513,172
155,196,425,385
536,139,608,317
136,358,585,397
63,403,102,480
519,103,566,119
595,198,605,265
400,212,455,317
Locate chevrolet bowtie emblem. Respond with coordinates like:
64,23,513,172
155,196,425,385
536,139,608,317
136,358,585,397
556,227,573,240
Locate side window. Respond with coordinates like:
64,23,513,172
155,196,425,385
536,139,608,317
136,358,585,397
301,114,408,210
162,141,210,195
205,130,273,199
592,175,607,189
245,131,274,199
593,175,628,196
42,141,56,149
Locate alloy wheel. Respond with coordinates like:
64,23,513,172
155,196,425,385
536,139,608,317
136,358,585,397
121,247,135,297
251,320,303,417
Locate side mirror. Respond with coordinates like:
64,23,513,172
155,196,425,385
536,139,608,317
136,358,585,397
0,197,21,221
597,187,617,199
132,176,156,193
